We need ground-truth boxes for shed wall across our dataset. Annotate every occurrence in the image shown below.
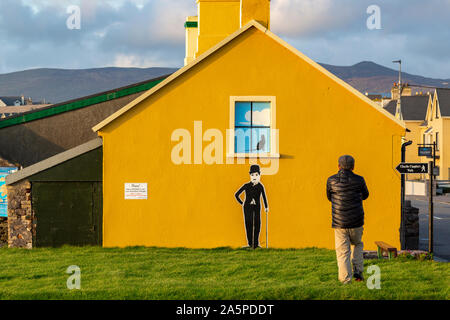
[7,147,103,248]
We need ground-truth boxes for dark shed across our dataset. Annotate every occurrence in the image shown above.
[6,139,103,248]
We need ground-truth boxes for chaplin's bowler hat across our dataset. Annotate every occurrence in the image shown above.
[249,165,261,174]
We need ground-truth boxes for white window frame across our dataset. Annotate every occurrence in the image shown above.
[227,96,279,159]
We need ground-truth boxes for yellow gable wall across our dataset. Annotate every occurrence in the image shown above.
[421,94,449,179]
[99,27,404,250]
[441,118,450,180]
[405,121,422,164]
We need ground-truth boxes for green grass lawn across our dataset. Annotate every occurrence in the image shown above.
[0,247,448,300]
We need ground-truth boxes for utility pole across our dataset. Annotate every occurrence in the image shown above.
[393,60,403,121]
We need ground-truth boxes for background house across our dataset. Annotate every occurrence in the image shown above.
[421,88,450,180]
[384,95,430,180]
[0,96,23,107]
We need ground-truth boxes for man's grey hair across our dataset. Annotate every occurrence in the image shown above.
[339,155,355,170]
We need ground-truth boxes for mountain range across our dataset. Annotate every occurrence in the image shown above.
[0,62,449,104]
[0,67,178,104]
[320,61,450,95]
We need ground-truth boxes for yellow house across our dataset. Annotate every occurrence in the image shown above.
[93,0,405,250]
[384,95,430,180]
[421,89,450,180]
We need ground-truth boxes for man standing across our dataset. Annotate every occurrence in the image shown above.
[327,155,369,284]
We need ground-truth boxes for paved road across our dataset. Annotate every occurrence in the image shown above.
[407,195,450,262]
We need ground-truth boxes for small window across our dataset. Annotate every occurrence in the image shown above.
[229,96,278,158]
[436,132,439,151]
[234,101,271,153]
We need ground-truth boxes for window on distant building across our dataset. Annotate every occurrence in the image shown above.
[436,132,439,151]
[229,96,278,157]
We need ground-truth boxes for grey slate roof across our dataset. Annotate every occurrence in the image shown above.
[384,95,429,121]
[436,88,450,117]
[0,97,22,106]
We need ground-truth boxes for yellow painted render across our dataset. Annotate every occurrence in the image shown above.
[184,16,198,66]
[442,118,450,180]
[420,93,450,180]
[241,0,270,28]
[98,26,405,250]
[196,0,241,56]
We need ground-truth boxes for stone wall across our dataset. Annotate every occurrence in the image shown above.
[7,180,33,249]
[0,218,7,247]
[403,200,419,250]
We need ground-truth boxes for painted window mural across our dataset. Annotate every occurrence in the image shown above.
[234,101,271,154]
[0,167,17,217]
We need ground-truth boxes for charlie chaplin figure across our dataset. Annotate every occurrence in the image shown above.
[235,165,269,249]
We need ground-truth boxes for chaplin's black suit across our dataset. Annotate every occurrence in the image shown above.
[235,182,269,247]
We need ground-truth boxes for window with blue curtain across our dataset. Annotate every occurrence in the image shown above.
[234,101,271,153]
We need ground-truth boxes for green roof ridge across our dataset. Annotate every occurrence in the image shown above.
[0,77,167,129]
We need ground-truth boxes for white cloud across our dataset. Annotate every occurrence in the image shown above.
[244,109,271,126]
[0,0,449,78]
[271,0,361,37]
[113,54,163,68]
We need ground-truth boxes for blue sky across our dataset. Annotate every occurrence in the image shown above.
[0,0,449,79]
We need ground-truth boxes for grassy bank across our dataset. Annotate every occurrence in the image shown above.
[0,247,448,300]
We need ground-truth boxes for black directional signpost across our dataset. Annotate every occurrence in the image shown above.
[396,163,428,174]
[396,161,436,254]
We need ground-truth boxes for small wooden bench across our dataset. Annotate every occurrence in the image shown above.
[375,241,398,259]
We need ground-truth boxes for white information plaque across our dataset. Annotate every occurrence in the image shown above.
[125,183,148,200]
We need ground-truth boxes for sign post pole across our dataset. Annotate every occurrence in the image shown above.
[400,141,412,250]
[396,162,429,250]
[428,161,434,254]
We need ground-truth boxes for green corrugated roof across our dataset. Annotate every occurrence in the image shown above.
[0,75,169,129]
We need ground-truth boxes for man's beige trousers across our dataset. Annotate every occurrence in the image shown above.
[334,227,364,284]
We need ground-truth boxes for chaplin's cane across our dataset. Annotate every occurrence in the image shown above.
[252,209,255,249]
[266,210,268,249]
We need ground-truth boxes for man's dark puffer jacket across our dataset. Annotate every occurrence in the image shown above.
[326,170,369,229]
